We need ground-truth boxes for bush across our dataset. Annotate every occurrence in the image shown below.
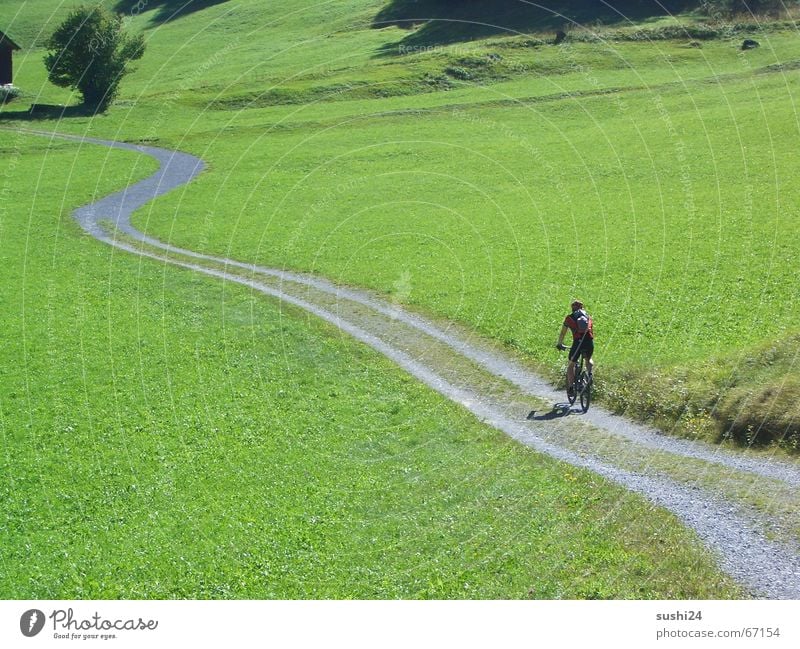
[0,84,21,104]
[44,4,144,110]
[444,65,473,80]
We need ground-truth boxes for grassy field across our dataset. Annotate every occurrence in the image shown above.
[4,0,797,448]
[0,0,797,599]
[0,134,741,598]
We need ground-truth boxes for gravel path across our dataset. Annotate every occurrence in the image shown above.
[17,128,800,598]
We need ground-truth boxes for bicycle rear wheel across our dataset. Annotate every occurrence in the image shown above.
[580,372,592,412]
[567,357,583,406]
[567,369,578,405]
[567,357,582,406]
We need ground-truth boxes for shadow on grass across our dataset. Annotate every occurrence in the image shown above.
[0,103,101,121]
[373,0,698,52]
[114,0,230,24]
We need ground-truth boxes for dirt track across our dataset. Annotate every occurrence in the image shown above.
[19,128,800,598]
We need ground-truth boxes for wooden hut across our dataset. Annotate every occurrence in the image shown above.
[0,30,21,85]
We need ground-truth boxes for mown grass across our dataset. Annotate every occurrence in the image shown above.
[0,135,741,598]
[4,1,800,450]
[0,0,95,49]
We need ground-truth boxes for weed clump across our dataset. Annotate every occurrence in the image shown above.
[444,66,473,81]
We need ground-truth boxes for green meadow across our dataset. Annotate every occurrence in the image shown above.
[0,0,797,598]
[6,0,793,448]
[0,136,739,598]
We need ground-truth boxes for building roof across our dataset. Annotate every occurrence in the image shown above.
[0,30,21,50]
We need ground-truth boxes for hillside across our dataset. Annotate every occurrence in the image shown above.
[3,1,800,449]
[2,0,800,599]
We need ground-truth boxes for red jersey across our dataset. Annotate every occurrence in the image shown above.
[564,310,594,341]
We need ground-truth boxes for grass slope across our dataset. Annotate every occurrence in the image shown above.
[4,3,800,451]
[372,0,701,47]
[0,133,739,598]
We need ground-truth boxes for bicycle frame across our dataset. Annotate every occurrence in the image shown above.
[566,353,591,412]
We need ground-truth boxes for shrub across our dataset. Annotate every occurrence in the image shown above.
[0,84,21,104]
[44,4,144,110]
[444,66,473,80]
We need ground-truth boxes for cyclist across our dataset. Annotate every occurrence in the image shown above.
[555,300,594,397]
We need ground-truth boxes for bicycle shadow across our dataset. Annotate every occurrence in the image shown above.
[527,403,586,420]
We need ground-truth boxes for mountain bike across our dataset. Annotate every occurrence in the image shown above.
[558,346,592,412]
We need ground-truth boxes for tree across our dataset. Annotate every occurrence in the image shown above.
[44,5,144,110]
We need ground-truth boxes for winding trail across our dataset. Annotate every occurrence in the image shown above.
[15,128,800,598]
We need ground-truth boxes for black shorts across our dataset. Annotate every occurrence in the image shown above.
[569,337,594,362]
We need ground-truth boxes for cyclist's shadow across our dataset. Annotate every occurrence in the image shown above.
[527,403,584,420]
